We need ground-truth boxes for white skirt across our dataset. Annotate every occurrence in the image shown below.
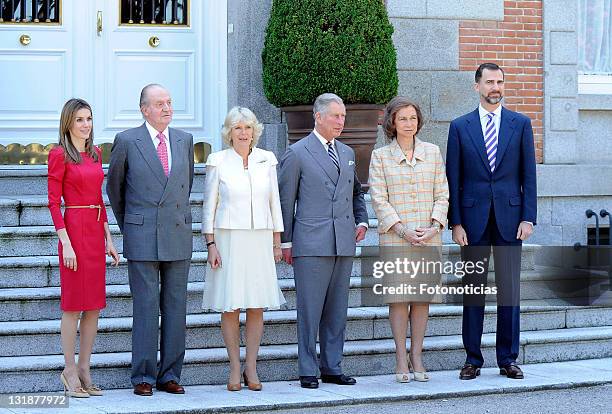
[202,228,286,312]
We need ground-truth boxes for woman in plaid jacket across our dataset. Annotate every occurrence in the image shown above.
[369,97,449,383]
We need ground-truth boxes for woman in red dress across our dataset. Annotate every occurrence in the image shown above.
[48,98,119,397]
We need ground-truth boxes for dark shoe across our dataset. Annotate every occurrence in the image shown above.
[459,364,481,380]
[133,382,153,396]
[156,380,185,394]
[299,376,319,389]
[500,363,524,379]
[320,374,357,385]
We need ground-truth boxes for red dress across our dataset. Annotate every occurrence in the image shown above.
[47,146,107,311]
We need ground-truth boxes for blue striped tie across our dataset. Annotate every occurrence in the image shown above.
[485,113,498,172]
[327,142,340,173]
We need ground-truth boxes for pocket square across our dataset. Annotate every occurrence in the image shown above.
[348,160,355,166]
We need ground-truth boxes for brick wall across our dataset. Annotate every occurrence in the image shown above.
[458,0,544,163]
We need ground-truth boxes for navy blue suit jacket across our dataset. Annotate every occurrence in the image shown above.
[446,107,537,243]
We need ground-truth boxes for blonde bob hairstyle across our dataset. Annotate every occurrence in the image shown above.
[221,107,264,147]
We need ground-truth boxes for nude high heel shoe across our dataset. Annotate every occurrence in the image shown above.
[395,372,411,383]
[408,356,430,382]
[243,371,262,391]
[227,382,241,391]
[60,373,89,398]
[227,370,241,391]
[79,377,103,396]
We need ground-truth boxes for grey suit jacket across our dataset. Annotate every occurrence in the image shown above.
[106,123,194,261]
[278,133,368,257]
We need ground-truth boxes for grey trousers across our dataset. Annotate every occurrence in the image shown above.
[293,256,353,376]
[127,259,190,386]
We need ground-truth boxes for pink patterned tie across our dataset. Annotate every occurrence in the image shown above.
[156,132,169,176]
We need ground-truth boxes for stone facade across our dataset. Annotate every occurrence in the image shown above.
[228,0,611,246]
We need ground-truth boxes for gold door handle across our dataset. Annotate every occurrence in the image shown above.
[19,34,31,46]
[149,36,160,47]
[97,11,103,36]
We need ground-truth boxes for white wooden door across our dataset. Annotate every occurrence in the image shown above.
[0,0,75,145]
[93,0,227,150]
[0,0,227,151]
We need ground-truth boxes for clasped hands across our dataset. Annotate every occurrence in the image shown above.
[392,222,438,246]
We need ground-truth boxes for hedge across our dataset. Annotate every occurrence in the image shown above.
[262,0,398,107]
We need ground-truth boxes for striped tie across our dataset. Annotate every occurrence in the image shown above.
[484,113,498,172]
[327,142,340,173]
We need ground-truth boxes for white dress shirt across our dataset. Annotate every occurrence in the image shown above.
[478,104,502,141]
[145,121,172,173]
[313,128,337,153]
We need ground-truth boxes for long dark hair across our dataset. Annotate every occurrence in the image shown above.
[58,98,98,163]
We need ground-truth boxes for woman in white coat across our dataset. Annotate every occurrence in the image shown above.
[202,107,285,392]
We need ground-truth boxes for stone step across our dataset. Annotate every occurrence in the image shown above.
[0,194,203,227]
[0,193,378,227]
[0,266,601,322]
[18,358,612,414]
[0,166,209,196]
[0,244,539,288]
[1,325,611,393]
[0,305,609,358]
[0,222,381,257]
[0,166,377,216]
[0,253,207,289]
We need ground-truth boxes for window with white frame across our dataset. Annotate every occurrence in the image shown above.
[578,0,612,93]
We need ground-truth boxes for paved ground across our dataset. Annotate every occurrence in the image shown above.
[252,384,612,414]
[2,358,611,413]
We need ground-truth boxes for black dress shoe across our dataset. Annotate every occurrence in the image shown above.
[300,376,319,389]
[320,374,357,385]
[459,364,481,380]
[500,363,524,379]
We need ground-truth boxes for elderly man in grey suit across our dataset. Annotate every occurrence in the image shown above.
[279,93,369,389]
[107,84,194,396]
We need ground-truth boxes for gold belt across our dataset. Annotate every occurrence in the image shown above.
[65,205,102,221]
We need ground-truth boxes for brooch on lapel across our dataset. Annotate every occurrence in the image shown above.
[348,160,355,166]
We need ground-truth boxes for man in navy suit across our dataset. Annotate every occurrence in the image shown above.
[446,63,537,380]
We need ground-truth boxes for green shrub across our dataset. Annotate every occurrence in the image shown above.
[262,0,398,107]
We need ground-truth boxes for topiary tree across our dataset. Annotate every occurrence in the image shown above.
[262,0,398,107]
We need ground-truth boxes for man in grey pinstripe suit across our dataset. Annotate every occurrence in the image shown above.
[278,93,369,389]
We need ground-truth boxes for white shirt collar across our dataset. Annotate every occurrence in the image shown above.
[313,129,335,148]
[478,104,502,120]
[145,121,170,143]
